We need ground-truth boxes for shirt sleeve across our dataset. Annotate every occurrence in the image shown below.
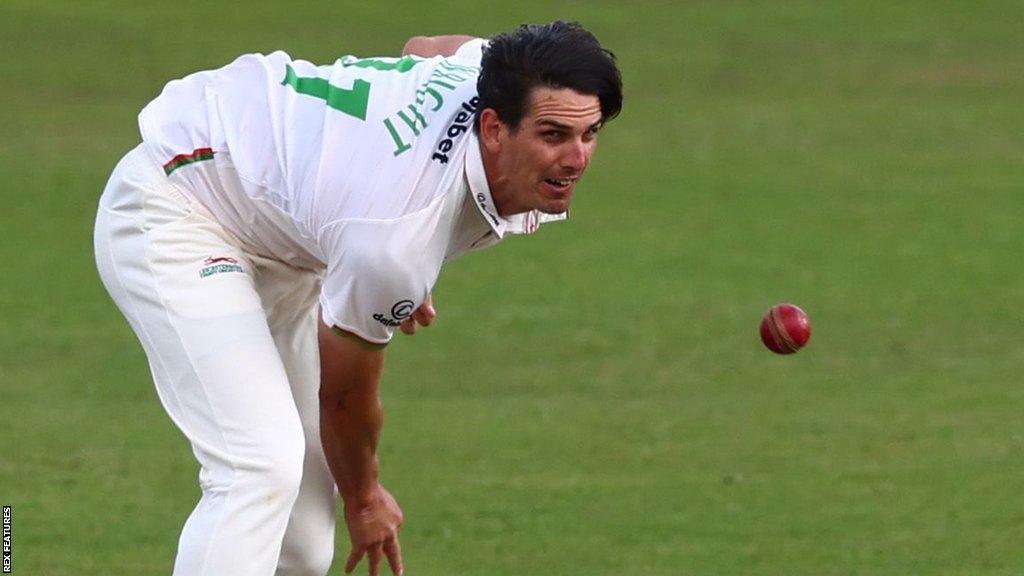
[450,38,487,66]
[317,219,433,345]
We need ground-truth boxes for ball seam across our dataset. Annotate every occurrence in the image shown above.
[770,306,799,352]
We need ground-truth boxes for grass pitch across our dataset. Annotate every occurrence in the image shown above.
[2,1,1023,574]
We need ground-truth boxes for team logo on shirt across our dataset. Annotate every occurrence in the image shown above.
[372,299,415,327]
[199,256,244,278]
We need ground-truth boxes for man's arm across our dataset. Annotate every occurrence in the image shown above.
[318,321,403,576]
[402,34,477,57]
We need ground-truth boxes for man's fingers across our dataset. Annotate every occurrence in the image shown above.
[345,547,365,574]
[384,538,404,576]
[412,306,434,327]
[368,543,383,576]
[399,318,416,335]
[401,298,436,336]
[414,294,436,327]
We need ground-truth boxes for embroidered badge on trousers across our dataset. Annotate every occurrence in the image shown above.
[200,256,244,278]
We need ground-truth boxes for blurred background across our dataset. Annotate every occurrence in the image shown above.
[1,1,1022,574]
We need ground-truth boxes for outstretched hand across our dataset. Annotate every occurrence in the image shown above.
[399,294,435,335]
[344,485,404,576]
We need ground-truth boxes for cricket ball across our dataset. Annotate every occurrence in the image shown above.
[760,303,811,354]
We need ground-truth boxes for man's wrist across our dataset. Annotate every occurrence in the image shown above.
[342,481,382,511]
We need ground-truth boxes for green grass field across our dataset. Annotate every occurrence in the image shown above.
[2,1,1023,574]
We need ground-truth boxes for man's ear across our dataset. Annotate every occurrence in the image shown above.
[478,108,505,153]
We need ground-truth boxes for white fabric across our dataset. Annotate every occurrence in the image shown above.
[137,39,565,343]
[95,145,337,576]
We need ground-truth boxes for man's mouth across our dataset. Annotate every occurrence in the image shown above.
[543,177,577,191]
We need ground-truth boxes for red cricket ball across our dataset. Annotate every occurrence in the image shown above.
[760,303,811,354]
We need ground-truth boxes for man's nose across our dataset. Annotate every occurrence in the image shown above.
[561,140,589,172]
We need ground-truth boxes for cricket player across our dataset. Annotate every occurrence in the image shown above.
[94,20,622,576]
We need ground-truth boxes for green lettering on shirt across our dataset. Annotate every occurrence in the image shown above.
[396,105,428,136]
[282,64,371,120]
[383,118,412,156]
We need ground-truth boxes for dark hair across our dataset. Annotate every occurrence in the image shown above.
[475,21,623,131]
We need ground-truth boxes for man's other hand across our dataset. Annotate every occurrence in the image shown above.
[401,35,476,58]
[343,484,404,576]
[399,294,435,335]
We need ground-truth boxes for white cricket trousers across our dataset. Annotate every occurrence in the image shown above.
[94,144,338,576]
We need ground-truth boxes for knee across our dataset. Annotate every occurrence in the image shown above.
[245,427,306,502]
[280,546,335,576]
[278,515,336,575]
[304,547,335,576]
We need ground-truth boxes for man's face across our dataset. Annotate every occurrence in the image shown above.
[486,87,604,216]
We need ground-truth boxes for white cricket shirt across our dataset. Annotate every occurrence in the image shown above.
[137,40,565,343]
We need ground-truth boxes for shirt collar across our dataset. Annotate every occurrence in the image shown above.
[464,131,508,238]
[464,132,568,238]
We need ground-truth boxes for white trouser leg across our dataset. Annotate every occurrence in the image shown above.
[253,256,340,576]
[94,145,311,576]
